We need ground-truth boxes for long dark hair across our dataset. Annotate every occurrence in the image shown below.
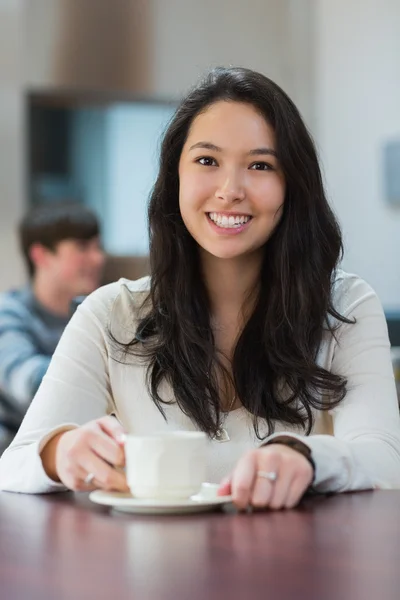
[118,67,352,439]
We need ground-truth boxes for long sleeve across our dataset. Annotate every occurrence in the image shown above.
[1,274,399,496]
[0,284,118,493]
[270,276,400,493]
[0,307,51,414]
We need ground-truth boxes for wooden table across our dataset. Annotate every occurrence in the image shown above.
[0,490,399,600]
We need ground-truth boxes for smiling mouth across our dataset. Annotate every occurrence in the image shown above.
[207,212,252,229]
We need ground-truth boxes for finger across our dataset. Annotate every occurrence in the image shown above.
[217,476,232,497]
[80,452,129,492]
[267,469,294,510]
[97,416,127,445]
[60,459,101,493]
[285,473,311,509]
[250,472,275,508]
[89,429,125,468]
[80,472,99,493]
[61,462,91,492]
[250,449,281,508]
[231,452,258,510]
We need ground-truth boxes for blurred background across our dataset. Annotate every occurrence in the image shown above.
[0,0,399,312]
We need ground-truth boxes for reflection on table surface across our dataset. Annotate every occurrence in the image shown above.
[0,490,400,600]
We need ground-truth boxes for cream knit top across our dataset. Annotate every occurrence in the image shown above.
[1,271,400,494]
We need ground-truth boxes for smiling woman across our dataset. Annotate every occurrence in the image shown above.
[0,67,399,512]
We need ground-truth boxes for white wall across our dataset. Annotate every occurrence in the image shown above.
[131,0,315,127]
[0,0,27,291]
[315,0,400,309]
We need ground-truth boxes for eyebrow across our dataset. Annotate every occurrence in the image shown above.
[188,141,277,157]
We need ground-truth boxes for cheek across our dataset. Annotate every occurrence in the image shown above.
[179,171,214,213]
[60,255,84,277]
[257,177,285,214]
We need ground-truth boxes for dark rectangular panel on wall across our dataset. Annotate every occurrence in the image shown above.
[29,104,70,175]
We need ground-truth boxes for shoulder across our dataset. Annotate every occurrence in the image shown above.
[331,269,383,318]
[77,276,151,341]
[0,287,30,318]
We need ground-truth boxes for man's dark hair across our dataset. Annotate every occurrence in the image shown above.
[19,203,100,277]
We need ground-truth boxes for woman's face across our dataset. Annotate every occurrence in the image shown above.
[178,100,285,262]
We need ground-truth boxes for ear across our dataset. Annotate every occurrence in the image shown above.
[29,243,53,270]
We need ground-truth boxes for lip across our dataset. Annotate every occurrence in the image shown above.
[206,212,253,235]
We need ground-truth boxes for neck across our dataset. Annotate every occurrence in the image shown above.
[32,273,72,318]
[201,251,263,325]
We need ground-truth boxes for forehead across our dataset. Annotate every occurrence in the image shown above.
[55,237,98,251]
[185,101,275,149]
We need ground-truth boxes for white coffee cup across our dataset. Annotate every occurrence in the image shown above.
[125,431,207,499]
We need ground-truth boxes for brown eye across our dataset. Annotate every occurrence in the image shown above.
[197,156,217,167]
[249,162,273,171]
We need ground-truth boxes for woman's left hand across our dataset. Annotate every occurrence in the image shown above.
[218,444,314,510]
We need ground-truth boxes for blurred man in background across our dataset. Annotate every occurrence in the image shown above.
[0,203,105,453]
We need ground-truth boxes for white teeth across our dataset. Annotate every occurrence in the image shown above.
[208,213,251,228]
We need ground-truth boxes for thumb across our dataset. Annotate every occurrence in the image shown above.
[217,476,232,496]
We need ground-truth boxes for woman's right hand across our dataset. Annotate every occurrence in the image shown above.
[41,416,129,492]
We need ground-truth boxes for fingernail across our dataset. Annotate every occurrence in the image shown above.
[116,433,127,445]
[220,476,231,487]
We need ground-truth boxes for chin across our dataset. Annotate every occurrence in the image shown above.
[76,280,100,296]
[204,247,248,260]
[201,239,265,262]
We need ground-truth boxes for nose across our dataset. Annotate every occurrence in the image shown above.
[215,169,245,204]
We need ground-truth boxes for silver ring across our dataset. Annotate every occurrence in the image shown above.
[84,472,95,485]
[257,470,278,482]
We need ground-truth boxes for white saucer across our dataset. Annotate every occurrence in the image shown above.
[89,487,233,515]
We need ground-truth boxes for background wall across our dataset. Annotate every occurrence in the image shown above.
[106,103,174,254]
[1,0,399,312]
[0,0,314,291]
[132,0,315,126]
[71,103,174,255]
[0,0,26,287]
[314,0,400,308]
